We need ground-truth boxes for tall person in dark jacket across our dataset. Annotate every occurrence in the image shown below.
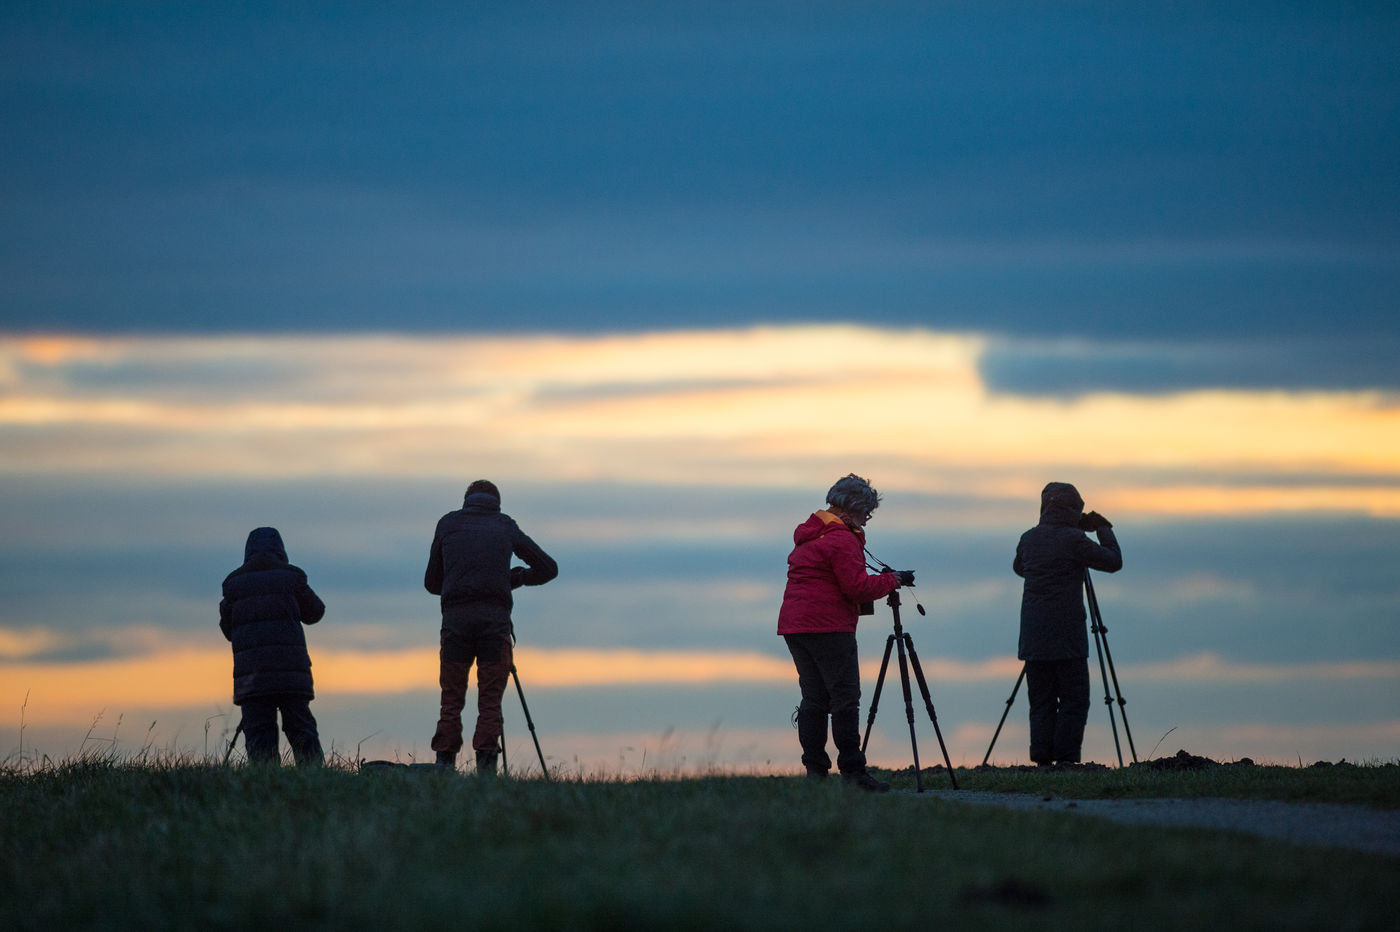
[777,474,910,792]
[1013,482,1122,766]
[219,527,326,766]
[426,480,558,773]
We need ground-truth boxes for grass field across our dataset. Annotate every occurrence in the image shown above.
[2,752,1396,931]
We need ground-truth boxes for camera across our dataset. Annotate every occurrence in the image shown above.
[1077,511,1111,532]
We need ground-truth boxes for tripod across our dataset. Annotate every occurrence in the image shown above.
[498,663,551,779]
[861,589,959,791]
[1085,569,1137,765]
[981,568,1137,766]
[222,720,243,766]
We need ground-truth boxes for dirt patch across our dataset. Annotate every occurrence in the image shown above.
[1136,748,1233,771]
[968,748,1386,775]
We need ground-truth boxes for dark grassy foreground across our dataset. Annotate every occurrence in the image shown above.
[2,757,1396,931]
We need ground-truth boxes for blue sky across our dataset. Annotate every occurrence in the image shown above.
[2,3,1398,771]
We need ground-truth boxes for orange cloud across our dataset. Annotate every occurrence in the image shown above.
[2,327,1398,517]
[8,644,1395,731]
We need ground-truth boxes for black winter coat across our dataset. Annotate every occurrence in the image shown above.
[424,491,558,636]
[219,527,325,704]
[1014,483,1122,661]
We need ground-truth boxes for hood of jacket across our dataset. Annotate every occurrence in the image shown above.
[1039,482,1084,527]
[793,509,864,546]
[243,526,288,565]
[461,491,502,514]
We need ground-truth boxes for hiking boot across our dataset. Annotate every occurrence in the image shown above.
[475,749,499,775]
[842,770,890,793]
[435,751,457,771]
[805,766,829,782]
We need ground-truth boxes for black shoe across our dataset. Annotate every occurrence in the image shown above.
[842,770,890,793]
[475,749,498,775]
[805,767,829,782]
[435,751,457,770]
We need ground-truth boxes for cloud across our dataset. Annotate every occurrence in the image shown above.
[1125,652,1400,684]
[3,327,1398,517]
[7,641,1395,730]
[980,335,1400,395]
[4,5,1398,355]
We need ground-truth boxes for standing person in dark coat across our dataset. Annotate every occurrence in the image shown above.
[425,480,558,774]
[777,474,911,792]
[219,527,326,766]
[1013,482,1122,766]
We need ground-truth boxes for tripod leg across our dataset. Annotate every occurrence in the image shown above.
[1088,601,1124,767]
[511,664,550,780]
[903,635,959,790]
[1085,573,1137,763]
[1100,638,1137,764]
[892,631,925,793]
[222,721,243,766]
[861,635,897,754]
[982,665,1025,767]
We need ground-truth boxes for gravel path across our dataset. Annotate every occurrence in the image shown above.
[916,789,1400,858]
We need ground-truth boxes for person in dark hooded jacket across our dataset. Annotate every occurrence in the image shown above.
[1013,482,1122,766]
[219,527,326,766]
[777,474,910,792]
[425,480,558,773]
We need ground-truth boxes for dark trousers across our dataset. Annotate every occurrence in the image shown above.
[240,696,323,766]
[431,626,513,756]
[784,632,866,775]
[1025,658,1091,764]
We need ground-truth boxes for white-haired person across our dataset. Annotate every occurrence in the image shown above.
[777,474,912,791]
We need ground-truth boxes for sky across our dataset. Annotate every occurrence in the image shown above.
[2,2,1398,773]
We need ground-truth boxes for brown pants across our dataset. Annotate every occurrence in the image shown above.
[431,630,513,755]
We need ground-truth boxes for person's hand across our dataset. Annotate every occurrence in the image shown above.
[1078,511,1112,531]
[897,570,916,587]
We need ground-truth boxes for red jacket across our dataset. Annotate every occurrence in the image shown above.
[777,511,900,634]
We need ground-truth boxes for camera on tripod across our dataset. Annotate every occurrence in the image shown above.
[860,551,956,791]
[860,568,913,616]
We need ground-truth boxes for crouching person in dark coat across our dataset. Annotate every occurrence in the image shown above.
[425,480,558,774]
[1013,482,1122,766]
[220,526,326,766]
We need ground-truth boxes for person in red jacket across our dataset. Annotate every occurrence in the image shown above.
[777,474,911,791]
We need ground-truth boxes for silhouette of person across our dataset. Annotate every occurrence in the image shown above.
[1013,482,1122,766]
[777,474,911,792]
[425,480,558,773]
[219,526,326,766]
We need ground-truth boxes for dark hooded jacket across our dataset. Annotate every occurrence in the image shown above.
[777,510,900,635]
[424,490,558,636]
[1014,482,1122,660]
[219,527,325,704]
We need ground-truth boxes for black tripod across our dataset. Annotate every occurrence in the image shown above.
[982,568,1137,766]
[222,720,243,765]
[1085,569,1137,765]
[498,663,551,779]
[861,588,959,791]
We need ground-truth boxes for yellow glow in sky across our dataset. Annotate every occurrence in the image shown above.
[2,326,1398,516]
[8,643,1396,729]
